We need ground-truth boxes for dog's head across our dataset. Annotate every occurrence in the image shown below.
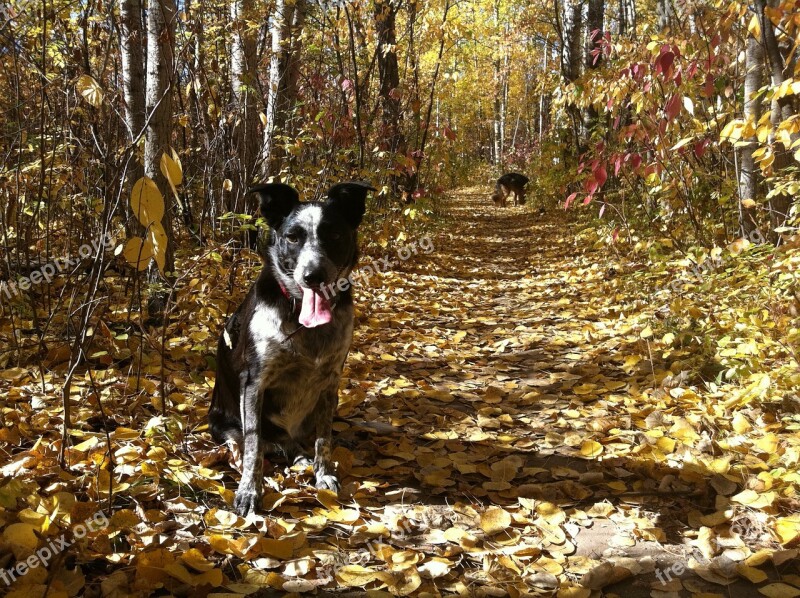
[250,181,375,327]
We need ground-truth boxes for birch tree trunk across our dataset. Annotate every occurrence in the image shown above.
[584,0,603,133]
[755,0,796,236]
[657,0,673,32]
[262,0,307,178]
[618,0,635,36]
[738,34,764,238]
[558,0,584,152]
[230,0,260,206]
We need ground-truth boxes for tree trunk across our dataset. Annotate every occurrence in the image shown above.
[755,0,795,237]
[230,0,260,197]
[738,34,764,239]
[262,0,307,178]
[144,0,177,316]
[120,0,145,166]
[618,0,635,36]
[558,0,584,152]
[374,0,409,197]
[119,0,145,232]
[657,0,673,32]
[538,38,550,147]
[584,0,604,134]
[407,0,451,198]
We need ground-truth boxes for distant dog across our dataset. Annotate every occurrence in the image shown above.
[209,181,375,515]
[491,172,529,207]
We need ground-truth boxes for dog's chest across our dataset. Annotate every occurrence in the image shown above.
[249,304,352,436]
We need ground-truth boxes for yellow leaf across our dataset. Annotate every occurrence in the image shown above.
[748,14,761,38]
[756,433,779,453]
[160,150,183,195]
[136,548,175,585]
[131,177,165,227]
[419,558,452,579]
[122,237,154,270]
[737,564,768,583]
[640,326,653,339]
[720,119,745,142]
[180,548,217,572]
[3,523,39,559]
[258,537,294,559]
[76,74,104,107]
[741,198,757,208]
[732,412,752,434]
[776,516,800,545]
[732,489,776,508]
[728,238,751,256]
[759,583,800,598]
[336,564,378,587]
[480,507,511,535]
[148,221,169,273]
[558,587,592,598]
[580,440,603,458]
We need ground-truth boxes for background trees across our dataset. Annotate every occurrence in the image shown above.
[1,0,800,340]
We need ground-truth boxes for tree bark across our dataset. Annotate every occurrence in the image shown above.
[120,0,145,172]
[407,0,451,199]
[374,0,409,196]
[538,38,550,147]
[738,34,764,239]
[144,0,177,315]
[618,0,635,36]
[755,0,795,236]
[230,0,260,196]
[558,0,584,152]
[119,0,146,234]
[657,0,673,32]
[584,0,604,133]
[262,0,307,178]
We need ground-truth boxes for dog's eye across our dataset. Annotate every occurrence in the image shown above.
[285,233,300,244]
[329,232,341,240]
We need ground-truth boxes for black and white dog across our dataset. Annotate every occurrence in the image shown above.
[209,181,375,516]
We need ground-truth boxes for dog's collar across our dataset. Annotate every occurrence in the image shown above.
[278,282,293,302]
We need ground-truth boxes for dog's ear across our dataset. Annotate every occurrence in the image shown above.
[326,181,375,228]
[250,183,300,229]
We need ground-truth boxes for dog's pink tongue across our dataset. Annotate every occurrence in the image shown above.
[299,288,332,327]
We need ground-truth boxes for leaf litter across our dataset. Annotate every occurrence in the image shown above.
[0,189,798,597]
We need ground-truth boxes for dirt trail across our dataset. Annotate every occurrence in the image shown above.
[337,188,775,596]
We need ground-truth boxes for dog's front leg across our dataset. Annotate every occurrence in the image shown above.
[312,388,340,492]
[234,369,263,516]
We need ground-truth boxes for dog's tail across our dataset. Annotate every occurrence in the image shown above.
[209,383,243,445]
[209,316,244,445]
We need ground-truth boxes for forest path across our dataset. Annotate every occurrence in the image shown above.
[337,187,774,596]
[0,189,788,597]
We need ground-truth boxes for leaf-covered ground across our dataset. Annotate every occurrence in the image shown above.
[1,189,799,597]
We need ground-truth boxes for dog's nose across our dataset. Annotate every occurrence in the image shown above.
[302,269,327,287]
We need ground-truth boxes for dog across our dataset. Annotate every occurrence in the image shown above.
[209,181,375,516]
[491,172,529,207]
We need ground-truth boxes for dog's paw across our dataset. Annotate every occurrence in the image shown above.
[292,455,313,468]
[315,473,340,493]
[233,487,261,516]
